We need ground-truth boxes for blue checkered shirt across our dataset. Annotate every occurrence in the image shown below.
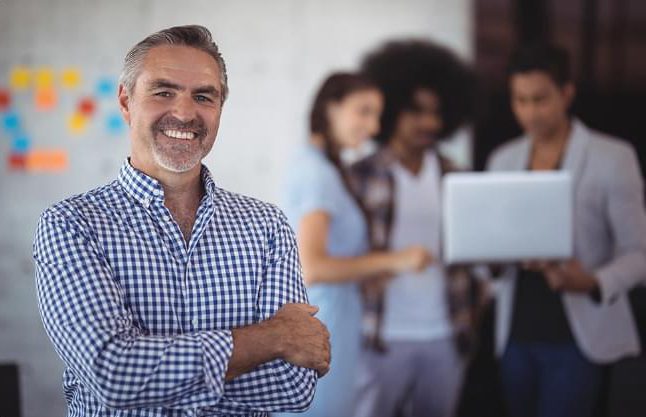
[34,160,316,417]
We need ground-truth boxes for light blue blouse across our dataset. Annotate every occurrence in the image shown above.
[278,144,368,417]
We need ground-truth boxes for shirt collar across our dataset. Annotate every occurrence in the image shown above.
[118,159,217,208]
[391,148,438,177]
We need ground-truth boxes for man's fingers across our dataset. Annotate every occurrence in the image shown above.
[545,270,563,290]
[316,359,331,377]
[281,303,319,316]
[303,304,319,315]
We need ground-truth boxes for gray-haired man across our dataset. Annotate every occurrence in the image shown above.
[34,25,329,417]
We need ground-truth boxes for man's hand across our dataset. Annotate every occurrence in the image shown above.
[226,303,331,381]
[523,259,598,293]
[270,303,331,376]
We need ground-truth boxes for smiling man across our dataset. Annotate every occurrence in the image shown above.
[33,25,329,417]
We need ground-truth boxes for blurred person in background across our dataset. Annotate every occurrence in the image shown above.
[352,40,482,417]
[278,72,432,417]
[487,43,646,417]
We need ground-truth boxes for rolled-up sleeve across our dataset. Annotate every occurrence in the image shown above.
[220,207,317,412]
[34,208,234,410]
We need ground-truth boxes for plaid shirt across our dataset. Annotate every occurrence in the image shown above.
[350,148,482,356]
[33,160,316,417]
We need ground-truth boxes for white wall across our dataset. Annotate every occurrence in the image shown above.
[0,1,473,415]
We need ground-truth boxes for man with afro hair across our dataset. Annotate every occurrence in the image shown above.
[350,39,481,417]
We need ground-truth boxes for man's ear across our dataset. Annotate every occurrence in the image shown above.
[118,84,132,126]
[562,82,576,109]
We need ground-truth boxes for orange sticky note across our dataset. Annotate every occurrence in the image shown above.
[25,150,69,172]
[35,68,55,89]
[9,67,31,90]
[67,112,88,134]
[61,68,81,89]
[35,87,57,110]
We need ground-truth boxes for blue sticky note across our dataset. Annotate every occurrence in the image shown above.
[96,77,116,98]
[106,112,126,135]
[2,112,21,133]
[11,135,31,154]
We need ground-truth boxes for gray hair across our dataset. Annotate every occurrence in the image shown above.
[119,25,228,103]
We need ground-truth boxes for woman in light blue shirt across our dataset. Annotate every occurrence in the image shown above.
[278,73,432,417]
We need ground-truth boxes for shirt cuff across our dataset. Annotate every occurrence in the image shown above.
[594,266,618,305]
[199,331,234,397]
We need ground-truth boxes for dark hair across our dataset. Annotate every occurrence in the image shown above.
[121,25,228,103]
[309,72,378,164]
[360,39,476,144]
[309,72,377,218]
[507,43,572,87]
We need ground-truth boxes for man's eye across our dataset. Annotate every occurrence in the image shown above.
[155,91,172,97]
[195,95,212,103]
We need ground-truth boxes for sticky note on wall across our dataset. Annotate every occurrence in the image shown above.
[8,153,27,170]
[96,77,116,98]
[11,135,31,154]
[2,111,21,133]
[61,68,81,89]
[67,112,87,134]
[35,67,54,89]
[78,97,96,116]
[9,67,31,90]
[35,87,57,110]
[106,112,126,135]
[0,89,11,111]
[25,150,69,172]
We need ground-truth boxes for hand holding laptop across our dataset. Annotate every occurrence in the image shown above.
[523,259,598,292]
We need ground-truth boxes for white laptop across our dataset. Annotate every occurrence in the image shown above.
[442,171,573,264]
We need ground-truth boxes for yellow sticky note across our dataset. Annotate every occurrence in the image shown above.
[35,67,55,89]
[61,68,81,89]
[67,112,88,134]
[35,87,57,110]
[10,66,31,90]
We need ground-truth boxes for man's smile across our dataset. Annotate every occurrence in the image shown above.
[161,129,197,140]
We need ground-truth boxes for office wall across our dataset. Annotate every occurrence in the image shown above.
[0,1,473,415]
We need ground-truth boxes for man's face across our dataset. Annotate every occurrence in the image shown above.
[390,88,442,153]
[510,70,574,139]
[119,45,223,176]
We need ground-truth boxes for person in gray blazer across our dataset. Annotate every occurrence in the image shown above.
[487,44,646,417]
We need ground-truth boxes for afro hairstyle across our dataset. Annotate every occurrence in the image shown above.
[360,39,476,144]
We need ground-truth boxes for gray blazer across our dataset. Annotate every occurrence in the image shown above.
[487,119,646,363]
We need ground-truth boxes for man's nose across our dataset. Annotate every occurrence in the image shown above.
[171,93,197,122]
[420,113,442,133]
[520,104,539,121]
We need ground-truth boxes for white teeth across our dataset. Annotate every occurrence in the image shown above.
[163,130,195,140]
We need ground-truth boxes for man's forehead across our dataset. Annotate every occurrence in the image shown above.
[510,71,558,90]
[138,45,221,86]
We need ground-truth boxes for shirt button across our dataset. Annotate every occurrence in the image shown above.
[163,215,171,222]
[192,318,198,327]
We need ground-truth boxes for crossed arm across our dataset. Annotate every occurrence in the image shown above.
[34,209,329,411]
